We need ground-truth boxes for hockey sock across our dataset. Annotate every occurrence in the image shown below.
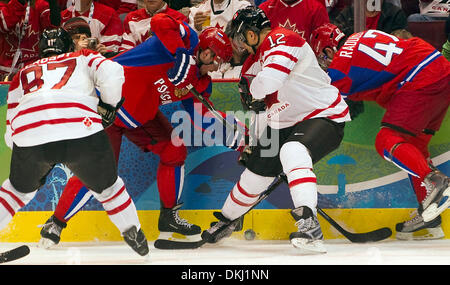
[409,174,428,203]
[0,179,37,229]
[91,177,140,234]
[54,176,93,222]
[157,164,185,209]
[221,169,275,220]
[280,142,318,214]
[375,128,431,179]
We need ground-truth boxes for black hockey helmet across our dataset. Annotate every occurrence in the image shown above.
[227,7,271,53]
[39,27,75,58]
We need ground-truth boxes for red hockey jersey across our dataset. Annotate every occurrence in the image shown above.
[328,30,450,108]
[0,0,55,78]
[259,0,330,43]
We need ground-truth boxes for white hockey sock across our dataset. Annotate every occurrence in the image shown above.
[280,141,318,214]
[222,169,275,220]
[0,179,37,229]
[91,177,141,234]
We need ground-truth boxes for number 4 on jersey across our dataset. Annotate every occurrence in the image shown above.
[358,30,403,66]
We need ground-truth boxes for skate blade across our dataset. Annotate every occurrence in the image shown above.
[38,238,57,249]
[422,187,450,222]
[396,227,445,241]
[157,232,202,242]
[290,238,327,254]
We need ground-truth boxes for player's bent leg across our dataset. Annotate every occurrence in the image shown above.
[202,169,275,244]
[91,176,149,256]
[152,139,202,243]
[280,141,326,254]
[375,127,450,222]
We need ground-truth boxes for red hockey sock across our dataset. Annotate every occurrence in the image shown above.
[375,127,431,180]
[157,163,184,209]
[54,176,85,222]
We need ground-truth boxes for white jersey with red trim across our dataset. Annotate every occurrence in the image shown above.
[247,27,350,129]
[5,49,124,147]
[189,0,251,33]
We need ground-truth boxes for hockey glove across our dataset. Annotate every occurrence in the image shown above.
[97,97,125,128]
[345,99,364,120]
[239,74,266,113]
[167,48,199,89]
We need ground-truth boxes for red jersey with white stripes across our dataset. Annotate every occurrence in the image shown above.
[120,5,187,51]
[5,49,124,147]
[247,26,350,129]
[259,0,330,43]
[61,2,123,52]
[328,30,450,107]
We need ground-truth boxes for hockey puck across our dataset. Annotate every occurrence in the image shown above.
[244,229,256,241]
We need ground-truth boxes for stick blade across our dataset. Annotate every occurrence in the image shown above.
[0,245,30,264]
[154,239,206,250]
[345,227,393,243]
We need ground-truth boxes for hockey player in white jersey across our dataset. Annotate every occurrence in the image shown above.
[2,28,149,256]
[201,7,351,253]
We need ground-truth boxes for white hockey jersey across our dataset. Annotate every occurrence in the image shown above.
[189,0,251,33]
[5,49,124,147]
[246,27,350,129]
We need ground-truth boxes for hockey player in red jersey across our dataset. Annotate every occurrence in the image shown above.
[310,23,450,240]
[38,13,239,249]
[3,28,149,256]
[202,7,350,254]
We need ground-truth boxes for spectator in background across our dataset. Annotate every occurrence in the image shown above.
[120,0,187,51]
[164,0,191,10]
[189,0,252,34]
[260,0,330,44]
[62,16,119,57]
[189,0,252,79]
[333,0,409,38]
[0,0,60,81]
[97,0,137,17]
[443,15,450,60]
[407,0,449,22]
[61,0,123,53]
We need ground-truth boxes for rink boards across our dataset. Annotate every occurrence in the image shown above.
[0,81,449,242]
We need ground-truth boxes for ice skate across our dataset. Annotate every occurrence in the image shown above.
[289,206,326,254]
[396,206,444,240]
[123,226,149,256]
[156,204,202,243]
[420,170,450,222]
[38,215,67,249]
[201,212,241,243]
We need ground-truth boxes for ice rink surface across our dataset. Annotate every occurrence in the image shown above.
[2,238,450,265]
[2,238,448,283]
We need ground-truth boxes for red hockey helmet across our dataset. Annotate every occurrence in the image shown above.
[198,27,233,64]
[310,23,346,56]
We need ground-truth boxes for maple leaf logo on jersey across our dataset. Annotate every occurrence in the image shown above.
[83,117,93,128]
[214,22,224,31]
[279,19,305,39]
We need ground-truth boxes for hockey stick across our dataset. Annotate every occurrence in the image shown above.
[0,245,30,263]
